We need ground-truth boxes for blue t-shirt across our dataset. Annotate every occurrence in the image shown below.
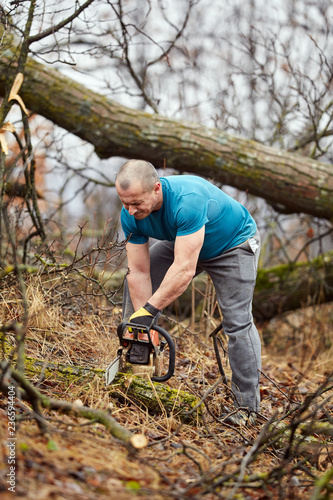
[120,175,256,260]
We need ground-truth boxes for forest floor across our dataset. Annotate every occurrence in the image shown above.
[0,278,332,500]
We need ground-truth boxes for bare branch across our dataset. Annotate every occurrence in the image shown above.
[27,0,97,46]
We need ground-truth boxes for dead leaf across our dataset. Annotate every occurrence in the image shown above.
[318,445,333,471]
[8,72,29,115]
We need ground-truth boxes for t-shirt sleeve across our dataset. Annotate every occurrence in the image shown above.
[175,195,208,236]
[120,209,148,244]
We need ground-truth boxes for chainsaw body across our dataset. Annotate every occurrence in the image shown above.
[105,322,176,385]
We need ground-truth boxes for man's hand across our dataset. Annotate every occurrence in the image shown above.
[129,302,160,332]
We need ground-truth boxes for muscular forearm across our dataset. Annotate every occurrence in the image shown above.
[148,262,195,310]
[126,228,204,314]
[127,270,152,311]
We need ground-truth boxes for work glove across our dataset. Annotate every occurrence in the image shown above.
[128,302,160,333]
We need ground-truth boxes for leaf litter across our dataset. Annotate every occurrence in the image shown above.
[0,277,332,500]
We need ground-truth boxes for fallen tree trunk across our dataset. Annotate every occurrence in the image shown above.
[253,251,333,320]
[5,250,332,321]
[172,251,333,321]
[0,47,332,219]
[23,353,201,422]
[0,361,139,449]
[1,328,200,421]
[169,251,333,321]
[78,251,333,321]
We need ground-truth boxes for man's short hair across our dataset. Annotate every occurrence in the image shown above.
[116,159,160,192]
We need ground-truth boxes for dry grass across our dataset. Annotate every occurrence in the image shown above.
[0,273,332,499]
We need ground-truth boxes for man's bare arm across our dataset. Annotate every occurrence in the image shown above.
[126,241,152,311]
[149,226,205,310]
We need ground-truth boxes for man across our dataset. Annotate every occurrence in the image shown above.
[115,159,261,425]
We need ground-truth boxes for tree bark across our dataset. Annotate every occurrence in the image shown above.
[0,52,332,219]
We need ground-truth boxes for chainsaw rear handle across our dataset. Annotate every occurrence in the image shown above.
[151,325,176,382]
[117,322,176,382]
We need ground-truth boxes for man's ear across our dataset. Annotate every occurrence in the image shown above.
[154,182,161,194]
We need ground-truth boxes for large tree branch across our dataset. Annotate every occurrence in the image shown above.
[0,53,332,219]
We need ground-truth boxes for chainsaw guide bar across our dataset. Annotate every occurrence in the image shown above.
[105,322,176,386]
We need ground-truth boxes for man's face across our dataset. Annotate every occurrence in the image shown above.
[116,181,162,220]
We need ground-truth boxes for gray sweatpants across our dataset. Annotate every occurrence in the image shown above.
[123,230,261,412]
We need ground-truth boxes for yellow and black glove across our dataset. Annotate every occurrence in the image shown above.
[129,302,160,332]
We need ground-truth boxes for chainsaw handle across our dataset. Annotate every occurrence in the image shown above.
[117,322,176,382]
[117,322,127,344]
[150,325,176,383]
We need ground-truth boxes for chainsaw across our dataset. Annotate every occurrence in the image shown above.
[105,321,176,385]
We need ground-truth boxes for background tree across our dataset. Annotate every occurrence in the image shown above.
[0,0,332,308]
[0,4,333,497]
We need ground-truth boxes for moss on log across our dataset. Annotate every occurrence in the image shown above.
[253,251,333,320]
[175,251,333,321]
[14,350,201,422]
[264,420,333,474]
[1,361,137,448]
[110,372,200,420]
